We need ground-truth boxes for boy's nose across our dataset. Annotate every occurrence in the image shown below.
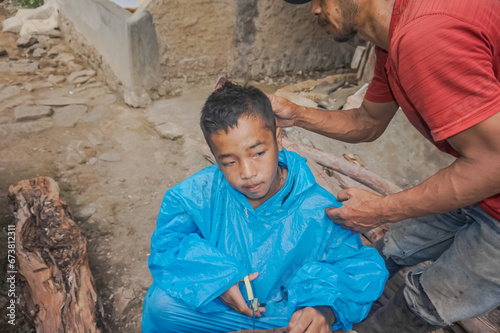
[240,160,257,179]
[311,0,322,16]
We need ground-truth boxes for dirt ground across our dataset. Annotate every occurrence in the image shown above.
[0,4,458,333]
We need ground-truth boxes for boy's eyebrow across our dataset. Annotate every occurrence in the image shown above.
[217,141,264,159]
[248,141,263,150]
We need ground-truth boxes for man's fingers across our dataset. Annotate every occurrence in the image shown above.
[288,309,311,333]
[287,310,302,331]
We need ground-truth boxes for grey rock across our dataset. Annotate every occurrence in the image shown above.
[0,116,11,124]
[73,87,107,99]
[79,206,96,218]
[32,48,47,58]
[16,35,38,48]
[47,74,65,84]
[81,105,108,122]
[123,89,151,108]
[122,288,135,300]
[27,42,47,54]
[0,62,10,72]
[24,81,52,92]
[26,4,57,20]
[87,133,103,146]
[65,61,83,72]
[10,62,39,72]
[53,52,74,63]
[99,152,121,162]
[37,97,89,106]
[14,105,52,122]
[0,120,53,136]
[45,29,62,38]
[156,122,184,141]
[0,95,35,110]
[20,16,58,36]
[73,82,102,94]
[89,94,117,106]
[47,44,67,58]
[67,70,95,84]
[53,105,88,127]
[2,16,23,33]
[0,46,7,58]
[0,86,22,100]
[38,58,58,68]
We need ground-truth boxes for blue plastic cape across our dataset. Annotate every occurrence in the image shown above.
[147,148,388,331]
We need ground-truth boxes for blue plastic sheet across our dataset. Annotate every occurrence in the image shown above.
[144,149,388,332]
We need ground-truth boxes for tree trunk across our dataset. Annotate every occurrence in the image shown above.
[8,176,108,333]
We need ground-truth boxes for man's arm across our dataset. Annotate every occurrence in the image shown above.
[269,94,399,143]
[327,111,500,232]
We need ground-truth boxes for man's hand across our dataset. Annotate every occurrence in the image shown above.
[219,272,266,318]
[326,187,389,233]
[288,306,335,333]
[268,94,301,128]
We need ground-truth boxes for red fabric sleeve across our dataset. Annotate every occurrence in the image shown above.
[365,47,396,104]
[393,15,500,141]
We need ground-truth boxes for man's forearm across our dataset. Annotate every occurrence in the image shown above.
[295,105,379,143]
[380,156,500,222]
[294,100,398,144]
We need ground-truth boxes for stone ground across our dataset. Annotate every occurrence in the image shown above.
[0,4,456,333]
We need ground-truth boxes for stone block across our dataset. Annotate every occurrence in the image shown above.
[14,105,53,122]
[16,34,38,48]
[2,16,23,33]
[53,105,88,127]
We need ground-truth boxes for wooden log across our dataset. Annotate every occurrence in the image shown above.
[283,139,402,196]
[8,176,107,333]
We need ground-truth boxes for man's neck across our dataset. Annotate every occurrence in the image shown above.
[356,0,396,50]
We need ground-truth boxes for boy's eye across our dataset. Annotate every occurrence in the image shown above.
[256,151,265,157]
[222,161,235,167]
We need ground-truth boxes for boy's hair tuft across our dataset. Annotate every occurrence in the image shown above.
[200,81,276,143]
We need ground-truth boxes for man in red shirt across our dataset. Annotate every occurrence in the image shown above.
[272,0,500,332]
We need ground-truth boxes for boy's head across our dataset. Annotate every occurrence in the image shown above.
[200,81,284,209]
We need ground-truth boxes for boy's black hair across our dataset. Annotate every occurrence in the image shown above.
[200,81,277,145]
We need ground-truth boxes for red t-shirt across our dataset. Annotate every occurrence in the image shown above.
[365,0,500,220]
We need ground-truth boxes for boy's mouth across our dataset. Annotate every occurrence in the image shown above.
[244,182,264,193]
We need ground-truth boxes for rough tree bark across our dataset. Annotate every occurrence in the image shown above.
[8,176,107,333]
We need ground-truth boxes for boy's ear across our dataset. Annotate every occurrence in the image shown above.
[276,127,283,152]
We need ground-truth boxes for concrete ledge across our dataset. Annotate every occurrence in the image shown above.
[55,0,160,106]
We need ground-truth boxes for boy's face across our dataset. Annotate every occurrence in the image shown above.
[209,115,283,209]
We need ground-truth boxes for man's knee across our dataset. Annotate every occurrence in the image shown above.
[373,237,405,278]
[404,268,449,327]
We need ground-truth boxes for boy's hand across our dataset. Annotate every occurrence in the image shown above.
[219,272,266,318]
[287,306,335,333]
[268,94,300,128]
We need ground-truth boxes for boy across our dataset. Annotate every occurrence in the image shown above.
[142,82,388,332]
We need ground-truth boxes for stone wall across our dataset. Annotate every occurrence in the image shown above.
[56,0,355,101]
[145,0,356,94]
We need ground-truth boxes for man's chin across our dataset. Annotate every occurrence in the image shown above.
[333,30,357,43]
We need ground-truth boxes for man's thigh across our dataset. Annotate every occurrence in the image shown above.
[420,205,500,323]
[382,207,469,266]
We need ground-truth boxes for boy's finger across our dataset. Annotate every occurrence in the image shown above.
[248,272,259,281]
